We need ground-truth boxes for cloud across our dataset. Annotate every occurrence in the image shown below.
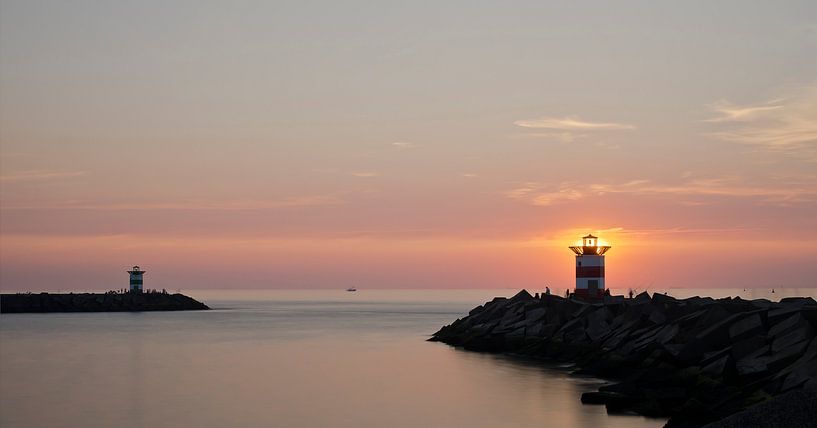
[351,171,379,178]
[706,87,817,155]
[589,177,813,200]
[460,173,478,178]
[0,170,88,182]
[505,182,584,206]
[705,99,784,122]
[561,226,751,237]
[513,116,636,131]
[554,226,756,243]
[391,142,417,149]
[506,176,817,207]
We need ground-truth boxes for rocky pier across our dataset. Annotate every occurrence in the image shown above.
[430,290,817,428]
[0,292,210,313]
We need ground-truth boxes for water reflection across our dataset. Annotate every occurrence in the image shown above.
[443,347,660,428]
[127,313,145,428]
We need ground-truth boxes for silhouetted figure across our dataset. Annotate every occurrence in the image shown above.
[628,288,634,299]
[545,287,551,295]
[565,289,570,298]
[604,288,611,296]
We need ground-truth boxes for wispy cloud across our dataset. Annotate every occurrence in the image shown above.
[391,142,417,149]
[514,116,636,131]
[0,170,88,182]
[705,99,784,122]
[560,226,753,238]
[505,182,584,206]
[706,87,817,156]
[506,176,817,207]
[589,177,812,200]
[350,171,379,178]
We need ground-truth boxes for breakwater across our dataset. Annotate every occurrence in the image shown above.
[1,292,209,313]
[430,290,817,427]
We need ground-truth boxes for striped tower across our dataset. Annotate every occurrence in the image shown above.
[127,265,145,293]
[569,234,611,299]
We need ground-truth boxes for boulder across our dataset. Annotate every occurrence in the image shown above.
[581,390,637,407]
[701,354,731,378]
[736,358,768,377]
[652,293,677,305]
[697,313,745,348]
[648,309,668,325]
[749,299,774,309]
[779,362,817,392]
[771,327,813,354]
[728,313,764,342]
[766,339,810,372]
[586,322,612,342]
[731,336,767,361]
[768,306,803,323]
[780,297,817,307]
[768,313,811,338]
[634,291,651,302]
[509,289,534,303]
[524,307,547,322]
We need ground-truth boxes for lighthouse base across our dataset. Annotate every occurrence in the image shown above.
[573,288,605,300]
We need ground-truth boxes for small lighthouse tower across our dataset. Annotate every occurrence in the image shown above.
[569,234,611,299]
[127,265,145,293]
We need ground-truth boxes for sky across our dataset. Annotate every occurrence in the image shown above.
[1,0,816,291]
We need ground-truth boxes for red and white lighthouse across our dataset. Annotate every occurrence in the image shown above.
[569,234,611,299]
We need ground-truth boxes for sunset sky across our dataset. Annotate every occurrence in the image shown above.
[1,1,816,291]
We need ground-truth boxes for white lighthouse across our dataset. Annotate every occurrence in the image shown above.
[127,265,145,293]
[569,234,611,299]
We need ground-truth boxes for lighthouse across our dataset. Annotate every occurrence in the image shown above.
[569,234,611,299]
[127,265,145,293]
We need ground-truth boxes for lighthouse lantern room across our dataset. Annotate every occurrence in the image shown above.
[568,234,611,299]
[127,265,146,293]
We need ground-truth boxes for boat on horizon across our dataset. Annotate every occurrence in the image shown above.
[346,287,357,292]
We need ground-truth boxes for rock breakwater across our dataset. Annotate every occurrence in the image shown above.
[1,292,210,313]
[430,290,817,427]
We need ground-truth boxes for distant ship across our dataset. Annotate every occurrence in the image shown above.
[346,287,357,292]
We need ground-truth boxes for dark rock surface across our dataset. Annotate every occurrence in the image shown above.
[1,292,210,313]
[430,290,817,428]
[701,388,817,428]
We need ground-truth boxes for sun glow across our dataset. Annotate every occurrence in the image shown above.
[573,239,610,247]
[568,233,613,255]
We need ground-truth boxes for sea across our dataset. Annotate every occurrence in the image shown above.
[1,288,815,428]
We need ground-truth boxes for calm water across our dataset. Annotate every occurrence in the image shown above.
[3,288,813,428]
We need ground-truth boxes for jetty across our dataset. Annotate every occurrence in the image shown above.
[431,290,817,427]
[1,291,209,313]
